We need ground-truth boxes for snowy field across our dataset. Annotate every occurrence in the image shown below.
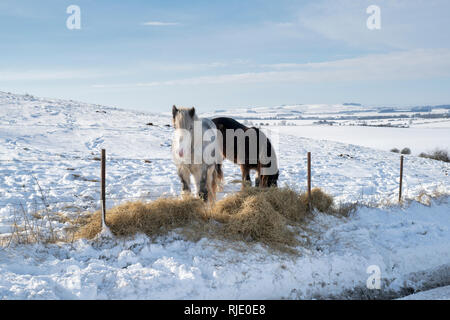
[274,125,450,156]
[0,92,449,299]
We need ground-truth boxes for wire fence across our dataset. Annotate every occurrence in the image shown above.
[0,150,410,217]
[0,157,170,162]
[0,151,246,215]
[0,155,164,208]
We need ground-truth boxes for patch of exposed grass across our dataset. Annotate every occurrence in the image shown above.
[401,147,411,155]
[411,188,449,206]
[1,205,65,246]
[419,149,450,163]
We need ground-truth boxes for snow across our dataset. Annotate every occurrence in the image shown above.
[0,199,449,299]
[400,285,450,300]
[0,91,449,299]
[274,125,450,156]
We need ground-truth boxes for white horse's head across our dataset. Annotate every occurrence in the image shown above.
[172,105,198,163]
[172,105,197,131]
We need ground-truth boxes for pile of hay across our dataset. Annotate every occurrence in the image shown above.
[75,187,346,251]
[76,196,207,240]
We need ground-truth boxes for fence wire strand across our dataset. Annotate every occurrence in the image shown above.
[0,154,178,211]
[0,153,411,215]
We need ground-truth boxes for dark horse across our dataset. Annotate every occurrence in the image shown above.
[212,117,279,188]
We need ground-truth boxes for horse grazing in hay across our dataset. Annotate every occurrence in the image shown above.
[172,105,223,202]
[212,117,279,188]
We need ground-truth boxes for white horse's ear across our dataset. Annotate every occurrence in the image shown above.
[189,107,195,118]
[172,105,178,118]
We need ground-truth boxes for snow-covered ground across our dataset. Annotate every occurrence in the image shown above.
[0,199,449,299]
[0,92,449,299]
[400,285,450,300]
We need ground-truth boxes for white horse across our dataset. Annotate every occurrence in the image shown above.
[172,105,223,202]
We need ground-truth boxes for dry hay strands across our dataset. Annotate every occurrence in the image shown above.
[213,187,309,220]
[75,187,352,252]
[299,187,334,213]
[76,196,207,240]
[220,194,299,250]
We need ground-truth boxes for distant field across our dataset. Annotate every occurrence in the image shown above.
[271,123,450,155]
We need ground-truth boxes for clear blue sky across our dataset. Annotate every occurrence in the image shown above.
[1,0,450,112]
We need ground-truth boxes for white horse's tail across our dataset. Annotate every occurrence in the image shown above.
[215,163,224,191]
[209,164,224,202]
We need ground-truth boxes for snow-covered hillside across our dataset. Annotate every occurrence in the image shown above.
[0,92,449,299]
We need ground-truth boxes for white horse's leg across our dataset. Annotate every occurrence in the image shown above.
[206,165,217,202]
[199,166,209,201]
[191,165,201,198]
[192,165,209,201]
[255,170,260,187]
[177,165,191,196]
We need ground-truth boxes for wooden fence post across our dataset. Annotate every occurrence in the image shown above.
[101,149,107,228]
[307,152,312,212]
[399,155,404,203]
